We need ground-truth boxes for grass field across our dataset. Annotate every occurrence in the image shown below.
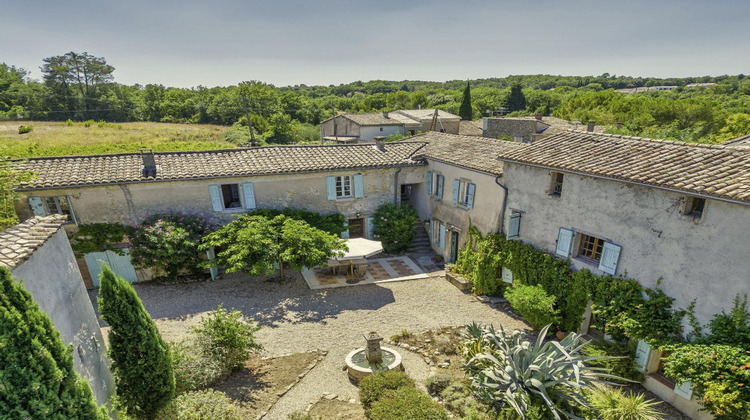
[0,121,235,159]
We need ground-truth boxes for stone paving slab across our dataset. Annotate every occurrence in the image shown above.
[301,256,428,290]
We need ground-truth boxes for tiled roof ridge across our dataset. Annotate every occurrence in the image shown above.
[0,215,67,269]
[559,129,744,152]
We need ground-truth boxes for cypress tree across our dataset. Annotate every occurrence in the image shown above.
[458,81,473,120]
[506,83,527,112]
[0,267,106,419]
[98,264,174,418]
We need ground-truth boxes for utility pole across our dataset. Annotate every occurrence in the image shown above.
[240,95,257,146]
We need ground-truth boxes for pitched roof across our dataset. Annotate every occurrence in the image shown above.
[0,215,67,269]
[724,134,750,148]
[15,143,427,190]
[340,113,404,126]
[458,120,484,137]
[394,109,460,122]
[409,132,526,175]
[498,131,750,204]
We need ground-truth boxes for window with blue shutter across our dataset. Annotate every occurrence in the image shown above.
[366,217,375,239]
[209,185,223,211]
[453,179,460,204]
[354,174,364,198]
[598,242,622,275]
[508,213,521,239]
[633,340,651,373]
[28,197,46,217]
[241,182,256,209]
[439,224,446,249]
[556,228,574,257]
[326,176,337,200]
[466,183,476,209]
[436,175,444,199]
[674,381,694,400]
[426,171,433,195]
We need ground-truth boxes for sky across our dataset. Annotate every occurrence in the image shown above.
[3,0,749,88]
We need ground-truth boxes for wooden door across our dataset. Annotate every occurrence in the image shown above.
[348,218,364,238]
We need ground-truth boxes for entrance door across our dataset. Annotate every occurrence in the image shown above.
[450,231,459,263]
[348,218,364,238]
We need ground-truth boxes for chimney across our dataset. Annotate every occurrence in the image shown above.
[374,136,386,151]
[587,121,595,132]
[534,113,543,120]
[140,148,157,178]
[382,111,389,119]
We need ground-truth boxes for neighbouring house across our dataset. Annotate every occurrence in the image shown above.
[482,116,550,141]
[320,112,406,143]
[0,215,114,407]
[388,109,461,135]
[458,120,484,137]
[497,130,750,419]
[406,132,524,262]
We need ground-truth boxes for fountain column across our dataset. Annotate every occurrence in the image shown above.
[364,332,383,364]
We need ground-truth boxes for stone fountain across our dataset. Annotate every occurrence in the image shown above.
[345,331,403,383]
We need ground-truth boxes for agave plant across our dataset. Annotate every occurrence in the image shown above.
[465,324,628,419]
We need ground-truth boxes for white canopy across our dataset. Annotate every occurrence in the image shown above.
[336,238,384,260]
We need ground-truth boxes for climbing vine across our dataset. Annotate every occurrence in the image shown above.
[69,223,134,257]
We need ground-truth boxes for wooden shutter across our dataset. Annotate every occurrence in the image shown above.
[555,228,574,257]
[436,175,444,199]
[209,185,223,211]
[466,183,476,209]
[326,176,337,200]
[242,182,256,209]
[674,381,694,400]
[65,196,78,225]
[439,224,446,249]
[508,214,521,239]
[633,340,651,373]
[426,171,433,195]
[366,217,375,239]
[341,219,349,239]
[206,247,219,280]
[354,174,364,198]
[598,242,622,275]
[28,196,46,217]
[453,179,460,204]
[501,267,513,284]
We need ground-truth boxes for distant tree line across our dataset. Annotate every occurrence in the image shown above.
[1,52,749,143]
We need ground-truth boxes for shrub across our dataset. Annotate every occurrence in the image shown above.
[440,380,486,417]
[18,125,32,134]
[156,390,240,420]
[193,305,262,374]
[83,119,95,127]
[65,119,74,126]
[589,387,663,420]
[171,339,224,393]
[368,387,448,420]
[504,284,560,330]
[359,370,415,412]
[583,339,643,382]
[372,203,418,253]
[425,373,453,394]
[130,213,216,278]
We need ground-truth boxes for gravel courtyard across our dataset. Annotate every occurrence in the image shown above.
[91,271,530,419]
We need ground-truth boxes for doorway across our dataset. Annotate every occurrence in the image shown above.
[348,218,364,238]
[450,231,459,263]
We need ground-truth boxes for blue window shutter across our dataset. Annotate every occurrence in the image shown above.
[439,224,446,249]
[326,176,337,200]
[426,171,433,195]
[366,217,375,239]
[354,174,364,198]
[242,182,256,209]
[556,228,574,257]
[28,197,46,217]
[341,219,349,239]
[453,179,460,204]
[429,220,434,243]
[501,267,513,284]
[674,381,694,400]
[436,175,444,199]
[633,340,651,373]
[508,214,521,239]
[209,185,223,211]
[206,247,219,280]
[467,183,476,209]
[598,242,621,275]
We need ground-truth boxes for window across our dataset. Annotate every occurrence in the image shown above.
[221,184,241,208]
[430,219,446,249]
[578,233,604,262]
[555,228,621,275]
[683,196,705,219]
[548,172,564,196]
[209,182,255,211]
[507,213,521,239]
[336,175,352,198]
[425,171,444,198]
[452,179,476,209]
[28,196,76,223]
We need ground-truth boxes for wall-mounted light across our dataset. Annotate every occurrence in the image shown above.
[356,212,361,219]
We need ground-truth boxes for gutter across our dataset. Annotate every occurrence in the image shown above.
[499,159,750,208]
[394,167,402,203]
[495,175,509,234]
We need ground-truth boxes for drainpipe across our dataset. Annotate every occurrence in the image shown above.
[495,175,508,234]
[393,168,403,204]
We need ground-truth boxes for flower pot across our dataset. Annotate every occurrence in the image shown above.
[555,331,569,341]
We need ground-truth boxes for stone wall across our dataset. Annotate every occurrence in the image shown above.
[482,118,539,140]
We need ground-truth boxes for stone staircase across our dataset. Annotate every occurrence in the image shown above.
[407,222,432,254]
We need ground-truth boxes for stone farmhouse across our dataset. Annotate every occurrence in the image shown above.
[320,109,460,143]
[10,129,750,418]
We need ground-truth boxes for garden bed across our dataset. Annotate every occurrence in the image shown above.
[445,271,472,291]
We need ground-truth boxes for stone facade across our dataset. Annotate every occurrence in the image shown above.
[482,117,546,140]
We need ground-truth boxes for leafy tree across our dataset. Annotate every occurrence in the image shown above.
[0,267,106,419]
[265,112,296,144]
[505,82,526,112]
[200,214,345,280]
[0,159,30,229]
[372,203,418,253]
[458,81,473,120]
[98,264,174,418]
[717,113,750,142]
[41,52,115,119]
[192,305,262,373]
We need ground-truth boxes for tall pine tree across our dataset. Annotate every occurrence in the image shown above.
[98,264,174,418]
[505,82,527,112]
[458,81,473,120]
[0,268,106,419]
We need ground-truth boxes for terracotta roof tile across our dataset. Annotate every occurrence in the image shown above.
[0,215,67,269]
[498,131,750,203]
[409,132,526,175]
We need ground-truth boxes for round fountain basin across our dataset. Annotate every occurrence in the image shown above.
[345,347,403,383]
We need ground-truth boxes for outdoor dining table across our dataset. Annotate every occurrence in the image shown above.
[328,238,384,282]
